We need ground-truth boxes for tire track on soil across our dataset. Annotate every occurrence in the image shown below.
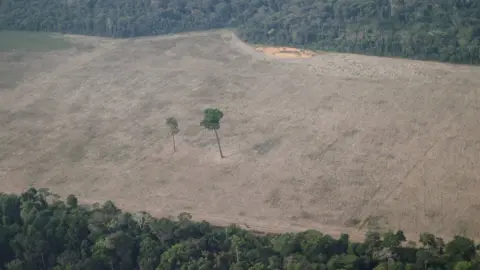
[380,85,477,206]
[356,108,458,229]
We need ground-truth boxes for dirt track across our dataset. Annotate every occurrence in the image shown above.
[1,30,480,241]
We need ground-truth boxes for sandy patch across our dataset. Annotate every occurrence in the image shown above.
[256,46,317,59]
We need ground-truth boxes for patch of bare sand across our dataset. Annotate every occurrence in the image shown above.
[256,46,317,59]
[2,31,480,243]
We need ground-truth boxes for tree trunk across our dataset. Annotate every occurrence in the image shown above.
[172,133,176,152]
[214,129,224,158]
[41,254,46,269]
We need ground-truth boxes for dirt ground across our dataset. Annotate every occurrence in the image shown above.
[1,30,480,242]
[255,46,316,59]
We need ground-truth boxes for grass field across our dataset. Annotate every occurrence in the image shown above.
[0,31,72,52]
[0,31,74,89]
[1,30,480,241]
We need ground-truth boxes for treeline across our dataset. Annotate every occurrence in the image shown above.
[1,0,480,64]
[238,0,480,64]
[0,188,479,269]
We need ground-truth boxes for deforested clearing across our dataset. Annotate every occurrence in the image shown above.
[1,30,480,241]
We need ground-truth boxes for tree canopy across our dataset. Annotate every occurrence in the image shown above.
[200,108,223,131]
[200,108,224,158]
[0,188,479,269]
[1,0,480,64]
[166,117,179,135]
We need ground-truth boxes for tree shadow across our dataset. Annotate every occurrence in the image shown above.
[223,150,242,158]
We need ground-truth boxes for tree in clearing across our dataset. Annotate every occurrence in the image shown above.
[166,117,180,152]
[200,108,224,158]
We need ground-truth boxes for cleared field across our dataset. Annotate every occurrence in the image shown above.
[1,30,480,241]
[0,31,73,52]
[0,31,76,89]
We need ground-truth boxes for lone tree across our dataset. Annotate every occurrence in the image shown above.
[166,117,180,152]
[200,108,224,158]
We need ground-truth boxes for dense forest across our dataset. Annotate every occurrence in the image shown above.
[0,188,479,269]
[1,0,480,64]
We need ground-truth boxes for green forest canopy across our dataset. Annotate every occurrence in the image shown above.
[1,0,480,64]
[1,188,479,270]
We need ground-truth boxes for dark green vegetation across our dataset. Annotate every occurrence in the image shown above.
[1,188,480,270]
[200,108,224,158]
[1,0,480,63]
[166,117,180,152]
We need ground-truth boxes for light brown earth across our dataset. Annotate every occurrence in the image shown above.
[255,46,317,59]
[1,30,480,242]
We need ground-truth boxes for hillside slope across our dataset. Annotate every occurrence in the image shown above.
[2,31,480,240]
[1,0,480,63]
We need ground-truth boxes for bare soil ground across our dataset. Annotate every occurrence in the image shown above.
[1,30,480,241]
[255,46,317,59]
